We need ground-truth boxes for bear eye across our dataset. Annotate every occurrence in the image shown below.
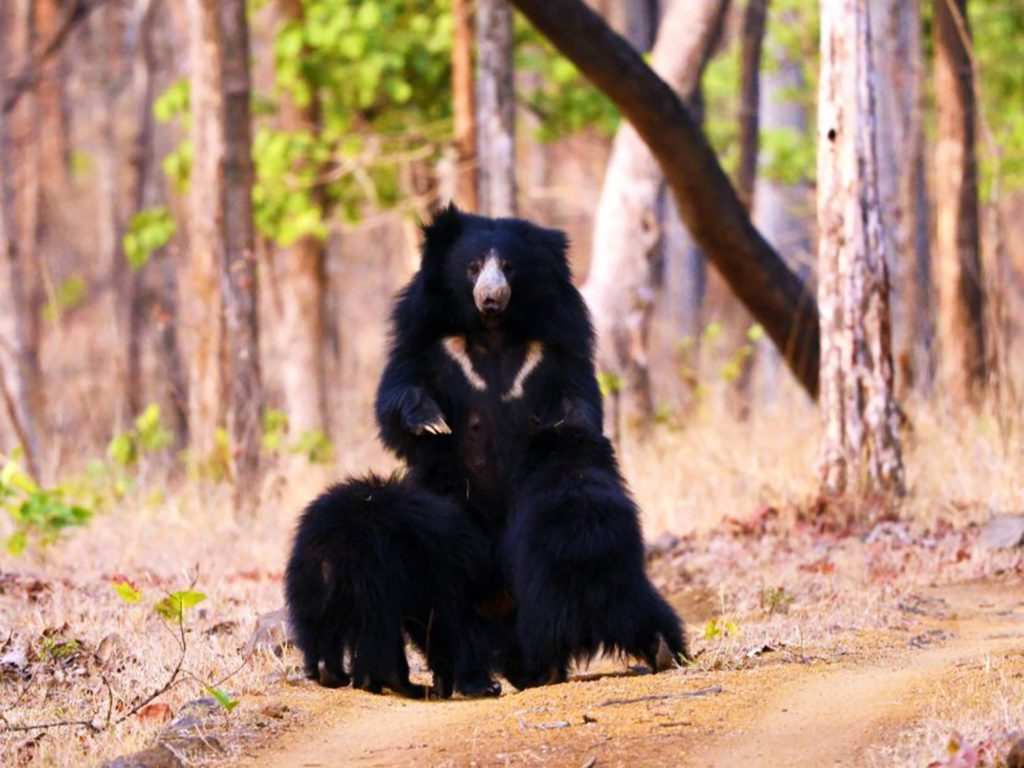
[467,260,482,279]
[500,259,513,276]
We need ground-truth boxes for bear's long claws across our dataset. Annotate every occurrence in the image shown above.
[420,416,452,435]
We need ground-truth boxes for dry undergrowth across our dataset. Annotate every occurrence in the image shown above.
[2,398,1024,766]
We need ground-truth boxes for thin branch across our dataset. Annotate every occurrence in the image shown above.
[3,0,113,115]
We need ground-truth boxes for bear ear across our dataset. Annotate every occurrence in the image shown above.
[527,223,571,281]
[420,201,464,264]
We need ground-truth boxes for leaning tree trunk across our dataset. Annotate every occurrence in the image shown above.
[817,0,904,498]
[934,0,985,404]
[452,0,479,211]
[475,0,517,217]
[510,0,820,398]
[274,0,329,441]
[582,0,731,435]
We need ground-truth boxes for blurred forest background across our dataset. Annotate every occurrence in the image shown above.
[0,0,1023,546]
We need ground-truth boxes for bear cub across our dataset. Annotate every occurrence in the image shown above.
[285,474,501,699]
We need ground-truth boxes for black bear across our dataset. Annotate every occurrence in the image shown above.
[501,422,688,688]
[375,203,603,532]
[285,474,502,699]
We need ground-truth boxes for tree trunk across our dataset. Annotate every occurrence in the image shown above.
[0,76,42,480]
[817,0,904,497]
[186,0,228,472]
[452,0,479,211]
[582,0,730,433]
[4,0,45,466]
[736,0,768,210]
[275,0,328,441]
[934,0,985,403]
[509,0,820,398]
[475,0,517,217]
[870,0,931,394]
[750,23,814,402]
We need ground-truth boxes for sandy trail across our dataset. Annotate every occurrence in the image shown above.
[241,582,1024,768]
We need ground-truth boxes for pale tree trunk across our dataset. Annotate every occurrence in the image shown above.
[0,75,42,480]
[817,0,904,498]
[934,0,985,404]
[5,0,45,465]
[186,0,227,471]
[475,0,517,217]
[453,0,479,211]
[35,0,70,208]
[870,0,931,394]
[582,0,730,435]
[590,0,659,49]
[751,24,813,402]
[275,0,328,440]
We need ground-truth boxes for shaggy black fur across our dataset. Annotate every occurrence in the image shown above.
[374,203,603,531]
[284,474,501,699]
[501,424,688,689]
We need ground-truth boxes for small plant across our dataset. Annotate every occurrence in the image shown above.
[760,586,795,617]
[107,404,173,468]
[702,617,742,641]
[1,455,92,556]
[262,408,335,465]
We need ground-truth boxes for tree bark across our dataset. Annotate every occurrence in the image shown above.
[0,74,42,480]
[582,0,731,433]
[737,0,768,211]
[186,0,229,473]
[870,0,931,394]
[275,0,328,440]
[934,0,985,403]
[4,0,46,464]
[452,0,479,211]
[509,0,820,398]
[475,0,517,217]
[817,0,904,497]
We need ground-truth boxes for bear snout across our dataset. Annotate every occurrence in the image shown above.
[473,252,511,317]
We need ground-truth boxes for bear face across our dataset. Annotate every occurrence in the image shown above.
[419,203,573,338]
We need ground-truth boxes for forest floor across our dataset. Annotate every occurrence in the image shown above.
[4,409,1024,767]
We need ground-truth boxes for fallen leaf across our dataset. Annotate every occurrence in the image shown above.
[138,703,173,725]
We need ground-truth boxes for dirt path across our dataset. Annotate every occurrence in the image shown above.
[240,582,1024,768]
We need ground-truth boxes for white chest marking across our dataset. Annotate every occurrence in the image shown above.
[442,336,487,392]
[502,341,544,402]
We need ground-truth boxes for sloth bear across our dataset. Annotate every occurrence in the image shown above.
[375,203,603,531]
[284,474,501,699]
[501,422,688,688]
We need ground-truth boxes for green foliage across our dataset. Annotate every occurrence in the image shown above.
[207,686,240,713]
[154,590,207,622]
[970,2,1024,195]
[112,581,142,604]
[107,405,173,468]
[123,208,176,270]
[760,586,795,616]
[516,21,619,140]
[1,457,92,555]
[597,371,624,397]
[38,634,81,662]
[42,275,87,323]
[153,79,190,125]
[702,617,741,641]
[262,409,334,464]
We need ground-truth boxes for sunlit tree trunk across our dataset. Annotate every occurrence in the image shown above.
[4,0,45,466]
[582,0,730,435]
[0,72,42,480]
[934,0,985,403]
[452,0,479,211]
[817,0,904,497]
[475,0,517,216]
[275,0,328,441]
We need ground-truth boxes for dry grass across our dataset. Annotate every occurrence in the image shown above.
[3,389,1024,766]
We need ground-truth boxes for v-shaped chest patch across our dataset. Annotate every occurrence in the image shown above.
[441,337,545,402]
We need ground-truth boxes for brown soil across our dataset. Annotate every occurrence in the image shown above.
[238,582,1024,768]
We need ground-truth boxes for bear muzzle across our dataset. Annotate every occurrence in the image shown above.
[473,252,510,318]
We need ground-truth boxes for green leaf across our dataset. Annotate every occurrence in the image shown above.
[206,686,239,713]
[154,590,207,622]
[747,324,766,343]
[597,372,623,397]
[6,531,27,556]
[112,581,142,604]
[107,433,137,468]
